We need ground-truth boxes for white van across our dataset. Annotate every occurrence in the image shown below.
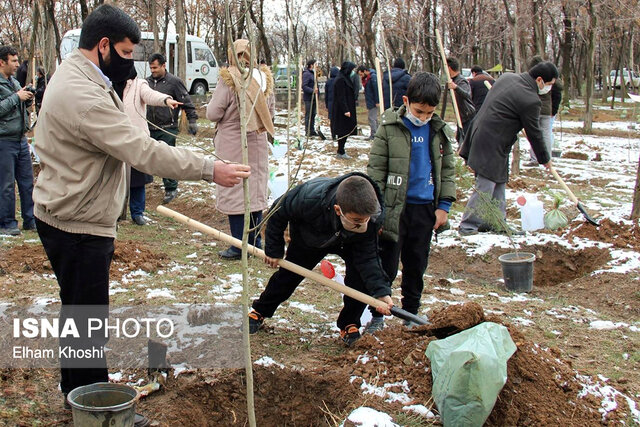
[60,29,219,95]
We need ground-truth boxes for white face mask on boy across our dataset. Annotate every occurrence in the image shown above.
[405,108,431,127]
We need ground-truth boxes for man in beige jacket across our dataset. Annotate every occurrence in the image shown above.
[32,4,249,414]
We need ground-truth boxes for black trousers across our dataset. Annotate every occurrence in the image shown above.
[372,203,436,317]
[252,238,370,330]
[36,218,112,394]
[304,98,317,136]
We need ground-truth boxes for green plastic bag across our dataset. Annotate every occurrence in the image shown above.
[544,194,569,231]
[425,322,517,427]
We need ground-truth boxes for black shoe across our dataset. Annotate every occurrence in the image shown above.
[0,227,21,236]
[340,324,361,347]
[135,413,151,427]
[23,222,36,231]
[458,228,478,236]
[248,310,264,334]
[162,190,178,204]
[218,247,241,260]
[132,216,147,226]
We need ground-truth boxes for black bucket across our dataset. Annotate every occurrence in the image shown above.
[498,252,535,292]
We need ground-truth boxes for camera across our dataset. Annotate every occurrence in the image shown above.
[25,85,36,94]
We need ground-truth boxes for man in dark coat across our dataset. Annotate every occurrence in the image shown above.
[248,173,393,346]
[458,62,558,236]
[324,66,339,140]
[469,65,494,111]
[146,52,198,204]
[447,57,475,143]
[332,61,357,159]
[301,59,319,137]
[381,58,411,109]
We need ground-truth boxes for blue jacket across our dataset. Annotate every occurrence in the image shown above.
[381,68,411,109]
[324,66,339,119]
[363,69,379,110]
[302,68,314,102]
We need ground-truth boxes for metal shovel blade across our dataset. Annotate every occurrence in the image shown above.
[390,307,430,326]
[578,203,599,226]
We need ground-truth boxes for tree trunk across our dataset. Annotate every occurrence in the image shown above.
[176,0,187,84]
[151,0,160,52]
[248,0,272,64]
[632,154,640,220]
[79,0,89,21]
[583,0,596,133]
[503,0,521,176]
[561,4,572,107]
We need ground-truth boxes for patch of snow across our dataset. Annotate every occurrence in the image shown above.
[589,320,631,331]
[288,301,322,314]
[577,374,640,423]
[402,404,436,419]
[449,288,465,296]
[146,288,176,299]
[254,356,285,369]
[512,317,535,327]
[594,250,640,274]
[33,297,58,305]
[108,372,124,382]
[340,407,398,427]
[185,252,197,259]
[109,287,127,295]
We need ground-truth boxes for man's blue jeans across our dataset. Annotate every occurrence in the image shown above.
[129,186,146,219]
[0,138,35,229]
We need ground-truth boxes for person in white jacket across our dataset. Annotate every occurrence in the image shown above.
[114,68,181,225]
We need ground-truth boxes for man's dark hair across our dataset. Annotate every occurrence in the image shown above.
[406,72,441,106]
[528,61,559,83]
[336,176,380,216]
[78,4,141,49]
[356,65,368,73]
[528,55,544,70]
[148,53,166,65]
[470,65,483,74]
[306,59,316,68]
[0,45,18,63]
[392,58,405,69]
[446,57,460,72]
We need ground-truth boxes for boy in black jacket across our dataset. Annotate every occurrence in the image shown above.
[249,173,393,346]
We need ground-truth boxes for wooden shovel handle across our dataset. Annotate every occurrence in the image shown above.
[548,164,580,205]
[435,29,463,129]
[156,206,387,310]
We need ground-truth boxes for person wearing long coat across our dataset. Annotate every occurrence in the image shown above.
[114,69,181,225]
[206,39,275,260]
[332,61,357,159]
[324,66,339,140]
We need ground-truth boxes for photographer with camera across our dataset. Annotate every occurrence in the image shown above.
[0,45,35,236]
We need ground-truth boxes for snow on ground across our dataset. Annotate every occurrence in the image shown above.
[254,356,285,368]
[577,374,640,423]
[340,407,399,427]
[146,288,176,299]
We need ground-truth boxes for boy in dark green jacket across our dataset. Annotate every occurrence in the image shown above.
[366,72,456,330]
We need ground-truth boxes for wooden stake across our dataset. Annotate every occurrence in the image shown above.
[435,29,463,129]
[375,58,384,115]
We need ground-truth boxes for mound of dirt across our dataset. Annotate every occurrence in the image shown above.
[568,218,640,250]
[0,244,51,274]
[112,240,168,276]
[139,303,610,425]
[562,151,590,160]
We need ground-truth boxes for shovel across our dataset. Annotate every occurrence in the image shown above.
[548,164,599,226]
[156,206,429,326]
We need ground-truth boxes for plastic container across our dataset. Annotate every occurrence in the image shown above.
[67,382,138,427]
[517,195,544,231]
[498,252,535,292]
[268,175,288,200]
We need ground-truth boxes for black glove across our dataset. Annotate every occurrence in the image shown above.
[188,122,198,135]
